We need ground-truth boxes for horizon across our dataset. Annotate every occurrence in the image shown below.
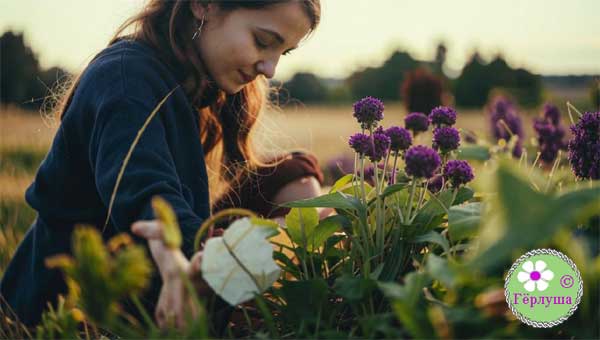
[2,0,599,81]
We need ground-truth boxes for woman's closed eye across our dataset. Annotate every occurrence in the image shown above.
[253,34,293,56]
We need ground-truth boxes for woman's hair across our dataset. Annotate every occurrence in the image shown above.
[52,0,320,203]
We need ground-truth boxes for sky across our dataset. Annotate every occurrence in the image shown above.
[2,0,599,81]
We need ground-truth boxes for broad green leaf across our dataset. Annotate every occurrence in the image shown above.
[306,215,347,251]
[280,279,329,323]
[284,207,319,247]
[201,218,280,306]
[334,274,376,302]
[470,162,600,272]
[281,192,363,212]
[412,230,450,254]
[381,183,409,199]
[151,196,181,249]
[329,174,354,193]
[456,145,491,161]
[448,202,482,241]
[426,254,455,288]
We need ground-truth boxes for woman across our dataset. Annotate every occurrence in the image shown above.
[0,0,323,328]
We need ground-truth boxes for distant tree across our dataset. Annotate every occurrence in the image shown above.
[454,53,542,107]
[1,31,41,106]
[0,31,71,110]
[281,72,327,104]
[434,42,447,75]
[454,52,491,107]
[347,50,419,101]
[401,68,444,114]
[590,78,599,111]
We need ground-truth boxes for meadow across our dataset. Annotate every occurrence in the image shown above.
[0,100,598,339]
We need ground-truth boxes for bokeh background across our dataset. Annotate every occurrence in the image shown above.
[1,1,599,271]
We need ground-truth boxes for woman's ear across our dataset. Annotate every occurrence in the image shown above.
[190,1,217,21]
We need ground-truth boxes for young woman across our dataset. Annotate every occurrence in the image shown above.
[0,0,324,328]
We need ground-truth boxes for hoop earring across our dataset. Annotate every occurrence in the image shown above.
[192,16,205,41]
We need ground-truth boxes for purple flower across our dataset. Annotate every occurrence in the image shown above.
[443,160,474,187]
[404,145,441,179]
[353,96,384,129]
[432,127,461,153]
[534,119,567,164]
[404,112,430,135]
[568,111,600,180]
[488,96,524,157]
[543,104,561,125]
[385,126,412,151]
[427,175,444,193]
[429,106,457,127]
[366,132,391,162]
[348,133,371,155]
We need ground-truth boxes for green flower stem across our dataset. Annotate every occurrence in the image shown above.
[406,179,418,222]
[373,163,384,260]
[391,151,399,185]
[417,179,429,210]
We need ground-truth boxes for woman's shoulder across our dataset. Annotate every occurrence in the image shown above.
[78,39,181,103]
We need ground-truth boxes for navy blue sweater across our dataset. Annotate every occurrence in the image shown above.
[0,39,211,326]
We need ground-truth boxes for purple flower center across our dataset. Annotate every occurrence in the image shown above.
[530,271,541,281]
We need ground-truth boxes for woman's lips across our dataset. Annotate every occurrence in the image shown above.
[239,70,254,83]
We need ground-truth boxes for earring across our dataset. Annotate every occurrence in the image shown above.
[192,15,205,41]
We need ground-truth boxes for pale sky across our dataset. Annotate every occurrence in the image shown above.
[2,0,599,81]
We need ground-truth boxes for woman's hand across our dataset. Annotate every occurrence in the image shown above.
[131,220,216,329]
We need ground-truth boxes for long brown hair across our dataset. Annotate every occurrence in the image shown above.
[53,0,320,202]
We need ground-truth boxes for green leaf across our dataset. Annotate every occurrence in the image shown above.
[470,162,600,272]
[284,207,319,247]
[281,192,363,212]
[330,174,354,193]
[381,183,409,199]
[456,145,491,161]
[334,274,376,302]
[378,272,431,306]
[448,202,482,241]
[412,230,450,254]
[306,215,347,251]
[280,279,329,324]
[426,254,455,288]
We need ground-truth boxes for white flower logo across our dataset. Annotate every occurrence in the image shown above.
[517,260,554,292]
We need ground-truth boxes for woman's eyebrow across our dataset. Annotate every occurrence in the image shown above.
[257,27,286,44]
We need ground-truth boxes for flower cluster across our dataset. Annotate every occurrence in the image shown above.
[404,145,441,179]
[488,96,524,157]
[404,112,430,135]
[443,160,474,187]
[368,132,391,162]
[568,111,600,180]
[533,104,567,164]
[385,126,412,152]
[432,127,460,154]
[348,133,371,155]
[429,106,457,127]
[353,96,384,129]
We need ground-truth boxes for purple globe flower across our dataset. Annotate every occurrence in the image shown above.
[432,127,461,153]
[427,175,444,193]
[443,160,474,187]
[348,133,371,155]
[488,96,524,158]
[543,103,561,126]
[404,145,441,179]
[356,165,376,186]
[385,126,412,151]
[366,132,391,162]
[429,106,457,127]
[534,119,567,164]
[404,112,430,135]
[353,96,384,129]
[568,111,600,180]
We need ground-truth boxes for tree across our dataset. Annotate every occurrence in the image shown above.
[281,72,327,104]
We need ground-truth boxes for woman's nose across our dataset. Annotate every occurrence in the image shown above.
[256,58,278,79]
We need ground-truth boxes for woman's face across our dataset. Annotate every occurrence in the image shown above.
[192,2,312,94]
